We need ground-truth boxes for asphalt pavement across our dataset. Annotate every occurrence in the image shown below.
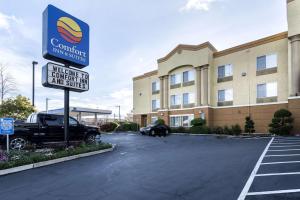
[0,133,276,200]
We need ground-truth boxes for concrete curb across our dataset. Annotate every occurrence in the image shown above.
[0,145,115,176]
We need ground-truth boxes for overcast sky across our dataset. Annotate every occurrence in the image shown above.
[0,0,287,118]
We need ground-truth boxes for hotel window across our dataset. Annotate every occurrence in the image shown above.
[151,99,160,111]
[257,54,277,71]
[257,82,277,98]
[183,93,195,105]
[152,81,160,93]
[170,115,194,127]
[170,95,181,106]
[218,89,233,102]
[151,116,158,124]
[218,64,233,78]
[170,74,181,85]
[183,70,195,83]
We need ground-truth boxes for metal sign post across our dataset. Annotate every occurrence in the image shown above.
[64,65,70,147]
[6,135,9,154]
[0,118,14,154]
[42,5,90,148]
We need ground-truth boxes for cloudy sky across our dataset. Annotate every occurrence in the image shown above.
[0,0,287,118]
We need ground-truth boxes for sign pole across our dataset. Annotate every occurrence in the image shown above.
[64,64,70,147]
[6,134,9,154]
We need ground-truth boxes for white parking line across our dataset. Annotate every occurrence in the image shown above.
[272,143,300,145]
[268,149,300,152]
[265,154,300,157]
[237,138,274,200]
[247,189,300,196]
[261,160,300,165]
[270,145,300,148]
[256,172,300,177]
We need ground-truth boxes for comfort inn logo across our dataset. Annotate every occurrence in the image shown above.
[57,17,83,44]
[43,5,89,68]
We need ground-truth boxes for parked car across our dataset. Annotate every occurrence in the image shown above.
[0,113,101,150]
[140,122,170,137]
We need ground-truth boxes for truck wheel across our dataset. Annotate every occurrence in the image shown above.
[85,134,96,144]
[151,130,156,137]
[10,137,28,150]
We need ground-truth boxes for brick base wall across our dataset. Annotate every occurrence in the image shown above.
[134,99,300,134]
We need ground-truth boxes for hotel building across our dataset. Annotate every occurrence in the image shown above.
[133,0,300,133]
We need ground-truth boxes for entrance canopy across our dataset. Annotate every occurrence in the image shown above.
[47,107,112,124]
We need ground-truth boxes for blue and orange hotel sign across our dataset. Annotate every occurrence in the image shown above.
[42,5,89,68]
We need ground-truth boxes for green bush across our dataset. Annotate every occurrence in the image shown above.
[0,143,112,170]
[223,125,233,135]
[190,126,210,134]
[231,124,242,135]
[171,126,190,133]
[212,126,224,135]
[191,118,206,127]
[156,119,165,125]
[244,116,255,133]
[269,109,293,135]
[115,122,139,132]
[100,122,118,132]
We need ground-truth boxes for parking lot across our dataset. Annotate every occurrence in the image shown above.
[0,134,300,200]
[239,137,300,200]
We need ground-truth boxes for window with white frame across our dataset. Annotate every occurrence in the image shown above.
[170,115,194,127]
[151,116,158,123]
[183,70,195,83]
[170,74,181,85]
[152,81,160,92]
[257,82,277,98]
[170,95,181,106]
[218,89,233,102]
[183,93,195,105]
[257,54,277,71]
[218,64,233,78]
[151,99,160,110]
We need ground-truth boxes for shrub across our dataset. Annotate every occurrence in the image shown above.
[100,122,118,132]
[223,125,233,135]
[190,126,210,134]
[212,126,224,135]
[115,122,139,132]
[156,119,165,125]
[244,116,255,133]
[171,126,190,133]
[231,124,242,135]
[191,118,206,127]
[269,109,293,135]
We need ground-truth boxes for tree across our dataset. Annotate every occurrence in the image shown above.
[0,95,35,119]
[0,64,17,104]
[244,116,255,133]
[269,109,293,135]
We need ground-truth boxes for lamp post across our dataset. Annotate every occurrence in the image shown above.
[115,105,121,122]
[46,98,50,113]
[32,61,38,107]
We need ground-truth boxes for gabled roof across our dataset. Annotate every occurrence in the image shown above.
[157,42,217,63]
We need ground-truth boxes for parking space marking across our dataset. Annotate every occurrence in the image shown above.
[261,160,300,165]
[268,149,300,151]
[247,189,300,196]
[255,172,300,177]
[237,137,274,200]
[265,154,300,157]
[272,142,300,145]
[270,145,300,148]
[237,137,300,199]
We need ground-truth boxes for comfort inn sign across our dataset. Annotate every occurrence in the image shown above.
[42,5,89,68]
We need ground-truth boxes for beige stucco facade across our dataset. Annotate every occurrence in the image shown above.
[133,1,300,133]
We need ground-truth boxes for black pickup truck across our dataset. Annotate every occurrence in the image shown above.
[0,113,101,150]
